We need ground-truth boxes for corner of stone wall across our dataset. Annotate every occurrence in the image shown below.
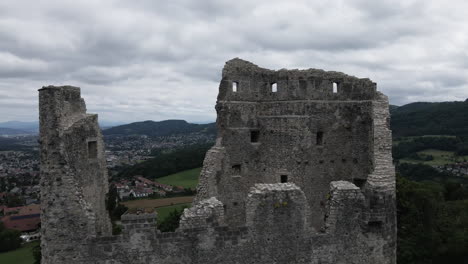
[325,181,365,234]
[179,197,225,230]
[367,91,396,192]
[194,140,226,203]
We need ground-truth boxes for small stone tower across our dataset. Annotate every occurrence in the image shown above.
[39,86,111,264]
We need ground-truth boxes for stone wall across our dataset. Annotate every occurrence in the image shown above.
[39,59,396,264]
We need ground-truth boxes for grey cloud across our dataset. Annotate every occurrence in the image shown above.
[0,0,467,122]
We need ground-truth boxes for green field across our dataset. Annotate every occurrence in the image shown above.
[400,149,468,166]
[157,167,201,189]
[393,135,456,145]
[156,203,191,222]
[0,241,38,264]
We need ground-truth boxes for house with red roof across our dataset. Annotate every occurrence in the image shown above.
[1,204,40,232]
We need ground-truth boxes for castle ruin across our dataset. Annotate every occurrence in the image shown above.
[39,59,396,263]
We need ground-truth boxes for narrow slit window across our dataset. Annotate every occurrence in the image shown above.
[88,141,98,159]
[250,130,260,143]
[280,175,288,183]
[316,132,323,145]
[332,82,338,93]
[232,81,238,92]
[271,83,277,93]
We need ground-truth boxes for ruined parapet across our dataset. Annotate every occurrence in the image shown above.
[39,86,111,264]
[179,197,225,230]
[246,183,310,231]
[218,58,377,102]
[121,211,157,233]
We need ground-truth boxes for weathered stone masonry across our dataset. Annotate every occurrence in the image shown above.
[39,59,396,264]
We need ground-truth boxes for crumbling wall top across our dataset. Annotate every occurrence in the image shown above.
[219,58,377,101]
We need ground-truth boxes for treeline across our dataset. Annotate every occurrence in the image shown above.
[397,163,468,183]
[391,101,468,137]
[393,136,468,160]
[397,175,468,263]
[103,120,216,138]
[0,222,22,253]
[0,137,32,151]
[117,143,213,179]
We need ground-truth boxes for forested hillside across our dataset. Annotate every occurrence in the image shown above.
[391,101,468,137]
[103,120,216,138]
[116,144,212,179]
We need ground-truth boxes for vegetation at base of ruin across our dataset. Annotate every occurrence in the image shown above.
[391,100,468,137]
[103,119,216,138]
[157,206,187,232]
[156,168,202,189]
[156,203,191,223]
[0,241,37,264]
[122,196,194,210]
[116,144,212,180]
[397,175,468,264]
[106,185,128,235]
[0,222,22,252]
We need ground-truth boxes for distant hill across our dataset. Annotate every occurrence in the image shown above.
[0,127,33,135]
[103,120,216,137]
[389,105,399,112]
[0,121,38,133]
[390,101,468,137]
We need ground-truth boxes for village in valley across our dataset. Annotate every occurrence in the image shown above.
[0,131,207,245]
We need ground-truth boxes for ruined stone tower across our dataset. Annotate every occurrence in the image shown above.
[196,59,396,230]
[39,86,111,263]
[39,59,396,264]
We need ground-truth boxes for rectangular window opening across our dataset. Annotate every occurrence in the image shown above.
[280,175,288,183]
[332,82,338,93]
[271,82,277,93]
[88,141,98,159]
[250,130,260,143]
[316,132,323,145]
[232,81,238,92]
[232,164,241,175]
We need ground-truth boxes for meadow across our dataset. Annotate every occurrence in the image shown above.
[156,203,191,221]
[156,167,201,189]
[122,196,194,209]
[0,241,37,264]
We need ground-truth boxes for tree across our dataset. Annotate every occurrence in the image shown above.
[397,175,468,264]
[0,222,22,252]
[33,242,41,264]
[157,207,187,232]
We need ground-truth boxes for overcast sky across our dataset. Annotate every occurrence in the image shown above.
[0,0,467,123]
